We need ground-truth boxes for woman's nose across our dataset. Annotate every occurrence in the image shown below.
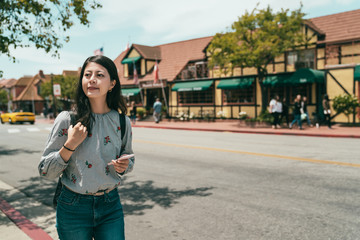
[89,74,96,82]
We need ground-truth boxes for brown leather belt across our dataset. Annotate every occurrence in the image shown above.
[65,185,116,196]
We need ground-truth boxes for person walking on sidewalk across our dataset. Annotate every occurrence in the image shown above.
[289,94,303,130]
[301,96,313,127]
[38,55,135,240]
[269,95,282,129]
[129,101,137,124]
[322,93,332,129]
[153,98,162,123]
[280,97,289,127]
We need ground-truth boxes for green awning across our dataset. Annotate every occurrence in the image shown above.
[354,65,360,81]
[217,78,254,89]
[172,80,214,92]
[121,88,140,97]
[263,74,292,86]
[121,56,141,64]
[287,68,325,84]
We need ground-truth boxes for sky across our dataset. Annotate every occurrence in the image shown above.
[0,0,359,79]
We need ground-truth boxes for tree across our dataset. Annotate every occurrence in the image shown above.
[0,0,102,77]
[40,75,78,100]
[0,89,9,109]
[333,94,360,123]
[207,5,307,110]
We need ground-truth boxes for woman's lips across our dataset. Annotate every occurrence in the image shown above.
[88,87,98,90]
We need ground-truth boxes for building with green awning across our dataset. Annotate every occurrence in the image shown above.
[121,56,141,64]
[286,68,325,84]
[263,74,292,87]
[354,65,360,81]
[121,88,141,97]
[172,80,213,92]
[217,78,254,89]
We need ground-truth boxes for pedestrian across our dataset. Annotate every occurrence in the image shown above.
[269,95,282,129]
[289,94,303,130]
[280,97,289,127]
[153,98,162,123]
[129,101,137,124]
[301,96,313,127]
[322,93,332,129]
[38,55,135,240]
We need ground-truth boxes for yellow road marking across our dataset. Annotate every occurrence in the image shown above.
[135,139,360,168]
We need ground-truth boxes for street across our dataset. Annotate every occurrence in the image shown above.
[0,121,359,240]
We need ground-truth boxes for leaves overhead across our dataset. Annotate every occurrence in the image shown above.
[208,5,306,78]
[0,0,102,62]
[40,75,78,100]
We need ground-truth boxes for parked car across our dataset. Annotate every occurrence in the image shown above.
[0,111,35,124]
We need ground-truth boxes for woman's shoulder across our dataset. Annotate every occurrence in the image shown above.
[53,111,71,125]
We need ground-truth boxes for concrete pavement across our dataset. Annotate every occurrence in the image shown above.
[1,115,359,239]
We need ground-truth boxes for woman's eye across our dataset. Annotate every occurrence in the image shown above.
[98,74,104,77]
[84,73,91,77]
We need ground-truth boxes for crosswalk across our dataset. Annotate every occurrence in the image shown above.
[3,127,52,134]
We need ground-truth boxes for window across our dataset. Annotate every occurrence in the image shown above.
[178,88,214,105]
[289,84,311,103]
[176,61,209,80]
[127,95,142,105]
[268,86,286,103]
[287,49,315,70]
[223,86,255,104]
[127,62,141,79]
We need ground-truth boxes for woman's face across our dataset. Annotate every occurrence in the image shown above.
[82,62,115,100]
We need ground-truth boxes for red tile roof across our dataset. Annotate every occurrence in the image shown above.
[115,36,213,85]
[0,78,17,88]
[310,9,360,44]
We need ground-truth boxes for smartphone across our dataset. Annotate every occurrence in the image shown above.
[108,154,135,165]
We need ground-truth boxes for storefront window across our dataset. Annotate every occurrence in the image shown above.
[178,88,214,105]
[268,86,286,103]
[223,86,255,104]
[289,84,311,102]
[127,62,141,78]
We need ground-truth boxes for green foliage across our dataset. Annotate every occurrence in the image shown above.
[0,89,9,106]
[208,5,306,78]
[256,110,273,123]
[40,75,78,100]
[136,107,146,118]
[0,0,102,62]
[333,94,360,122]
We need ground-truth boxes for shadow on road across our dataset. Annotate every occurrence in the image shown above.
[1,176,214,223]
[0,146,41,156]
[119,177,214,216]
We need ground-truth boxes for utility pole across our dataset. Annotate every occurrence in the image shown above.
[51,73,57,118]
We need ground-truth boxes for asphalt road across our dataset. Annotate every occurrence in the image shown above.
[0,122,359,240]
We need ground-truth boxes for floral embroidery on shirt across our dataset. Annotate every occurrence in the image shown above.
[85,161,92,168]
[41,172,47,176]
[71,174,77,184]
[116,155,119,159]
[117,126,121,133]
[88,133,92,137]
[104,136,111,145]
[58,129,68,137]
[105,166,110,175]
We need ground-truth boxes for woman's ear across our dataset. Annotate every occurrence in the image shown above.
[110,80,116,90]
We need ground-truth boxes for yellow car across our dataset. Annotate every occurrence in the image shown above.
[0,111,35,124]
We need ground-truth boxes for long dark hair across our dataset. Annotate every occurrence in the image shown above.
[75,55,127,133]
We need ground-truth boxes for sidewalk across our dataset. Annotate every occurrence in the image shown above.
[0,180,55,240]
[36,116,360,138]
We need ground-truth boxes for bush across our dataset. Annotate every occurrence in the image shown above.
[136,107,146,118]
[333,94,360,123]
[257,110,273,123]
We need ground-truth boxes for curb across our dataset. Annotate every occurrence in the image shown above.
[132,125,360,139]
[0,197,52,240]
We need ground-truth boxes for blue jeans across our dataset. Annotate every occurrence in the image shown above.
[290,114,302,129]
[56,186,125,240]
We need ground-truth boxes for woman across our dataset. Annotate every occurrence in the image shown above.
[38,55,134,239]
[322,93,332,129]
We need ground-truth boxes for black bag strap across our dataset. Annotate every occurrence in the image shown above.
[119,113,126,154]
